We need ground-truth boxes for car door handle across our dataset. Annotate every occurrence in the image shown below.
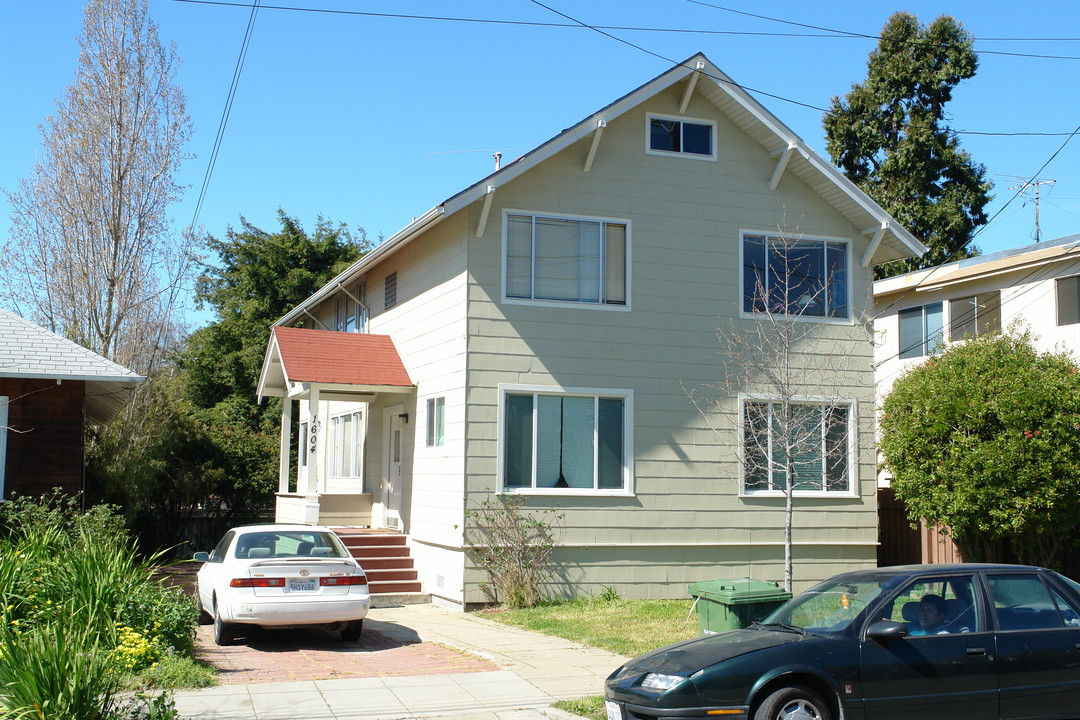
[966,647,987,656]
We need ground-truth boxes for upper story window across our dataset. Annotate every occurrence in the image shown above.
[335,284,367,333]
[501,387,630,494]
[647,114,715,160]
[949,291,999,340]
[899,303,944,359]
[742,399,853,496]
[742,234,849,319]
[505,213,627,308]
[1057,276,1080,326]
[384,273,397,310]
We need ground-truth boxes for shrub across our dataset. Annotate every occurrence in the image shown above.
[464,495,563,608]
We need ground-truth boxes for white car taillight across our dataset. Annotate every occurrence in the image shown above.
[319,574,367,587]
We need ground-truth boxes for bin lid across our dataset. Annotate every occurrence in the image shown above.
[687,578,791,604]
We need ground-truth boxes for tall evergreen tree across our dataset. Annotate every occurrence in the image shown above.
[824,12,992,278]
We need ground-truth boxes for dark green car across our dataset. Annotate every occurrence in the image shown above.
[604,564,1080,720]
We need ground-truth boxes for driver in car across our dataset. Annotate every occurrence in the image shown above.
[909,594,949,636]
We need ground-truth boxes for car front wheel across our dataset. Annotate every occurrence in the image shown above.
[754,686,833,720]
[213,599,236,646]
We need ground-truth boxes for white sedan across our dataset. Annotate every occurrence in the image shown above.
[194,524,370,645]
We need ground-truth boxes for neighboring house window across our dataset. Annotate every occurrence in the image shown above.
[505,213,627,306]
[742,234,849,318]
[743,400,852,494]
[385,273,397,310]
[1057,276,1080,326]
[502,388,629,492]
[329,411,363,478]
[426,397,445,447]
[647,114,715,159]
[335,284,367,333]
[949,292,1000,340]
[899,303,944,359]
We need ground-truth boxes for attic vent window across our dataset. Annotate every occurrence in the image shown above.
[647,114,715,160]
[384,273,397,310]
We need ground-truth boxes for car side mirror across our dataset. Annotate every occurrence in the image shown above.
[867,620,909,642]
[193,551,210,563]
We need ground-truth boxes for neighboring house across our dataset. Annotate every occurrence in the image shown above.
[0,308,144,500]
[256,53,925,606]
[874,233,1080,566]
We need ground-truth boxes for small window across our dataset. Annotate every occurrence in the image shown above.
[743,400,852,494]
[426,397,445,447]
[385,273,397,310]
[899,303,944,359]
[647,114,715,159]
[506,213,627,307]
[1057,276,1080,326]
[949,292,1000,340]
[502,390,628,492]
[742,234,848,319]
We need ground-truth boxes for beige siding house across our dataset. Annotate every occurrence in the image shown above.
[257,54,925,607]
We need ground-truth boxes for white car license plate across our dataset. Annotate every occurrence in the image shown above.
[605,701,622,720]
[288,578,317,592]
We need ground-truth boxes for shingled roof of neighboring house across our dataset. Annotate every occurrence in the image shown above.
[256,326,414,401]
[0,308,144,424]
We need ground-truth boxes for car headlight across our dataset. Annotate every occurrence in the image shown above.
[640,673,686,692]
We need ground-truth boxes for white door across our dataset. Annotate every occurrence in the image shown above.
[383,407,404,529]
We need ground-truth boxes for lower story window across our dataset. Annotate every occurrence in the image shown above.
[330,411,363,478]
[743,400,852,494]
[503,390,627,492]
[426,397,445,447]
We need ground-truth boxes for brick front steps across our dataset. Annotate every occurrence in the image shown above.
[332,528,428,606]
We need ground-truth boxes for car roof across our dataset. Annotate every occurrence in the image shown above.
[228,524,337,534]
[842,563,1050,579]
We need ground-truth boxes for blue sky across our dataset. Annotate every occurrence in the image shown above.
[2,0,1078,322]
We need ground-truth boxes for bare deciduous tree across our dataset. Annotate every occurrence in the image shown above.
[2,0,194,375]
[689,225,872,591]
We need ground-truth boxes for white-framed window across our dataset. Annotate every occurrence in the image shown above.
[646,113,716,160]
[335,284,367,333]
[329,411,364,479]
[899,303,944,359]
[504,212,628,308]
[426,397,445,447]
[742,233,850,319]
[741,398,854,496]
[500,386,632,494]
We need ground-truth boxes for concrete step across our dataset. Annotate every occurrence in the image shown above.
[369,591,431,608]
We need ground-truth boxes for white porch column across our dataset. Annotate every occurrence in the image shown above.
[278,397,292,494]
[302,386,321,524]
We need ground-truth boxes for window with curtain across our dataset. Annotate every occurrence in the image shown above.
[743,400,852,494]
[329,411,363,478]
[742,234,848,318]
[898,303,944,359]
[506,214,627,306]
[503,391,626,492]
[949,292,1000,341]
[426,397,445,447]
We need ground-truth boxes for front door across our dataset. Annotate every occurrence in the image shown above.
[382,407,404,530]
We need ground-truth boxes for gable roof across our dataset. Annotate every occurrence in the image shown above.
[278,53,926,327]
[257,326,414,401]
[0,308,144,424]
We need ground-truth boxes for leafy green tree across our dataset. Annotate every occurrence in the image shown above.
[879,330,1080,568]
[824,12,992,278]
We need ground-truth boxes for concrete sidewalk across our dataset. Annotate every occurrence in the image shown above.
[172,603,631,719]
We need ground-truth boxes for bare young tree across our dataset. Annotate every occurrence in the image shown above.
[2,0,194,375]
[689,225,872,591]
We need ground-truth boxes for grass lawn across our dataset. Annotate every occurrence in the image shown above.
[477,596,700,720]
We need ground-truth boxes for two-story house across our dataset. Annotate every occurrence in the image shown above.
[256,54,925,606]
[874,233,1080,567]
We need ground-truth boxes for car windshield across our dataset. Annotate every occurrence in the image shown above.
[761,572,903,633]
[231,530,351,560]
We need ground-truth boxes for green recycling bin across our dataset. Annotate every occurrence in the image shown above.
[687,579,791,635]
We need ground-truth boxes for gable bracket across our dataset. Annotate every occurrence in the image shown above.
[337,282,369,317]
[476,185,498,239]
[769,142,798,191]
[860,222,889,268]
[301,308,330,331]
[678,60,706,114]
[584,120,607,173]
